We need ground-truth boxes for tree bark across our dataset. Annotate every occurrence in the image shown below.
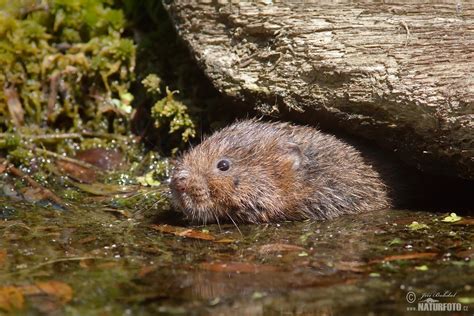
[164,0,474,179]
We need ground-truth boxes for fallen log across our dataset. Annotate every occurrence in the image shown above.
[164,1,474,179]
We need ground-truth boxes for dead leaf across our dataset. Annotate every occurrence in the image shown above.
[370,252,438,264]
[0,286,24,312]
[71,182,138,196]
[138,265,158,278]
[96,262,119,269]
[199,262,281,273]
[103,208,132,218]
[0,160,7,173]
[6,164,64,206]
[74,148,123,171]
[454,219,474,226]
[77,236,97,244]
[21,187,57,204]
[0,249,6,267]
[57,160,97,183]
[21,281,73,304]
[258,243,305,254]
[214,238,236,243]
[28,295,62,315]
[455,249,474,259]
[151,224,216,241]
[4,86,24,128]
[79,259,90,269]
[334,261,367,273]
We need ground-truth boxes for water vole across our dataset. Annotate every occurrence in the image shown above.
[170,120,396,223]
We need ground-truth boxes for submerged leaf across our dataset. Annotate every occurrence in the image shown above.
[0,249,6,266]
[415,265,429,271]
[0,286,24,312]
[72,182,138,196]
[21,281,73,303]
[57,160,97,183]
[199,262,280,273]
[387,237,403,246]
[441,213,462,223]
[258,243,305,254]
[74,148,124,171]
[408,221,429,231]
[150,224,216,241]
[371,252,438,264]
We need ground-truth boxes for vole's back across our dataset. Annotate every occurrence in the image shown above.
[287,124,392,219]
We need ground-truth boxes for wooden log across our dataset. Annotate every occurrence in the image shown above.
[164,0,474,179]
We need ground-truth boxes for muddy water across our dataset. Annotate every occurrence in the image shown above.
[0,192,473,315]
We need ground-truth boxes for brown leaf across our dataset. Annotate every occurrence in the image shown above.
[96,262,119,269]
[454,219,474,226]
[0,160,7,173]
[199,262,281,273]
[71,182,138,196]
[214,238,236,243]
[334,261,367,273]
[0,286,24,312]
[74,148,123,171]
[103,208,132,218]
[77,236,97,244]
[21,187,57,204]
[79,259,92,269]
[21,281,73,304]
[370,252,438,264]
[0,249,6,267]
[28,295,62,315]
[56,160,97,183]
[6,164,64,206]
[258,243,305,254]
[4,86,24,128]
[150,224,216,241]
[138,265,158,278]
[455,249,474,259]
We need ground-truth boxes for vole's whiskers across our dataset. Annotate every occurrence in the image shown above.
[213,211,222,232]
[225,210,242,236]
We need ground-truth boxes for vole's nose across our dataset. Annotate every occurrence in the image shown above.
[171,170,190,193]
[173,177,187,192]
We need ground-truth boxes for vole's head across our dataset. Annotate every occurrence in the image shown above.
[169,120,304,224]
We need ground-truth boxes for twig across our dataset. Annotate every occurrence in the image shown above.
[16,133,82,140]
[31,147,103,172]
[0,131,129,141]
[6,163,65,206]
[80,131,130,141]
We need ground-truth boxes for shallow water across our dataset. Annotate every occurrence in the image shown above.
[0,192,473,315]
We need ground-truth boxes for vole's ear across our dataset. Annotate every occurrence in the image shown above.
[283,142,303,170]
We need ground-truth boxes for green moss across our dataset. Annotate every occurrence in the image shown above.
[0,0,134,134]
[149,84,196,143]
[0,133,20,149]
[0,0,198,174]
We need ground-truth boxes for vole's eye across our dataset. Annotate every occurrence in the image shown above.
[217,159,230,171]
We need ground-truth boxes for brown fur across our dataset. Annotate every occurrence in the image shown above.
[170,119,393,224]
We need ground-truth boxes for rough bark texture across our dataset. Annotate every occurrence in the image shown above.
[164,0,473,179]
